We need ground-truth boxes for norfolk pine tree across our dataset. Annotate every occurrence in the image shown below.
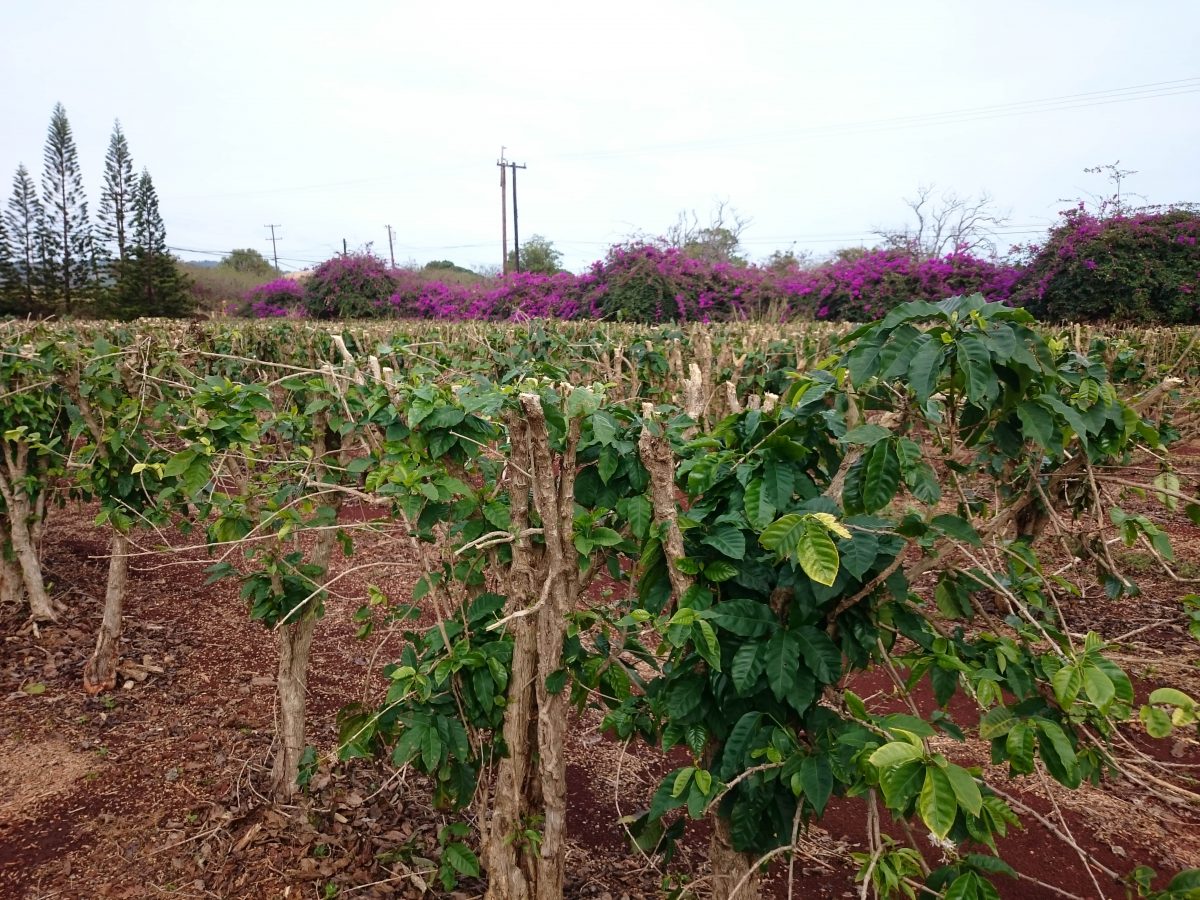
[40,103,96,315]
[104,169,190,319]
[97,120,135,266]
[3,165,47,316]
[0,210,15,311]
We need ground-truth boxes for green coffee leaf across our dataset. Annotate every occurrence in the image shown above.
[919,765,958,840]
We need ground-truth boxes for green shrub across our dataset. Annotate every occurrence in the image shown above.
[1015,206,1200,323]
[302,253,398,319]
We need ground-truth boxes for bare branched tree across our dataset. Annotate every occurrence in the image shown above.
[664,200,751,264]
[875,185,1010,260]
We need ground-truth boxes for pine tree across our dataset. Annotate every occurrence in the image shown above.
[41,102,96,315]
[0,211,15,313]
[3,165,47,316]
[97,120,135,265]
[130,169,165,253]
[105,169,191,320]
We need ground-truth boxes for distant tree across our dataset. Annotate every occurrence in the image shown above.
[101,170,191,319]
[763,245,813,272]
[220,247,276,276]
[874,185,1010,260]
[40,102,97,314]
[830,245,871,264]
[658,202,750,265]
[3,165,47,316]
[0,211,15,311]
[96,120,136,265]
[507,234,564,274]
[421,258,486,286]
[424,259,475,274]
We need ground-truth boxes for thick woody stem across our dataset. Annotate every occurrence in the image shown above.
[0,444,56,622]
[485,415,539,900]
[83,532,129,694]
[520,393,577,900]
[638,406,693,609]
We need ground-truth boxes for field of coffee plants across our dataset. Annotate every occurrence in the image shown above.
[2,300,1200,899]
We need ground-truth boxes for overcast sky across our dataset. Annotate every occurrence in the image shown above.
[2,1,1198,273]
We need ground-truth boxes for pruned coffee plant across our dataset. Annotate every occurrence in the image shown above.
[598,296,1200,898]
[1,306,1198,899]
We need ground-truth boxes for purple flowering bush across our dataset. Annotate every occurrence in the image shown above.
[235,245,1022,323]
[1013,206,1200,323]
[303,253,401,319]
[231,278,306,318]
[778,249,1021,321]
[384,243,782,322]
[584,243,782,322]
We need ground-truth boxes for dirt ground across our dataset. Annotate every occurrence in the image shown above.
[2,483,1199,899]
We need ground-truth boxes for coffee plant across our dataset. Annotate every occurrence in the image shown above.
[2,305,1198,899]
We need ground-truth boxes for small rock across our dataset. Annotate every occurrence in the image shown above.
[164,767,179,782]
[122,680,135,690]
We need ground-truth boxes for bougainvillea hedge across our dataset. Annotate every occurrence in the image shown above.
[1013,206,1200,324]
[235,209,1200,324]
[250,246,1022,323]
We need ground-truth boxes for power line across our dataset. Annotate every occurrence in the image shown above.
[391,241,497,250]
[156,75,1199,211]
[167,241,493,260]
[166,245,327,266]
[558,77,1200,161]
[565,81,1200,161]
[170,222,1056,263]
[806,77,1200,132]
[170,160,483,201]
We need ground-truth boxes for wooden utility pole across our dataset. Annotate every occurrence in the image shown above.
[507,160,527,273]
[385,224,396,267]
[264,224,281,272]
[497,147,508,274]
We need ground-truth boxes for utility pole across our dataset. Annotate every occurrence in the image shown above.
[342,238,348,257]
[264,224,281,272]
[507,160,526,273]
[385,224,395,267]
[497,148,508,274]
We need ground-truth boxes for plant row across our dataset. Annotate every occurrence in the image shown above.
[235,203,1200,326]
[2,301,1199,899]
